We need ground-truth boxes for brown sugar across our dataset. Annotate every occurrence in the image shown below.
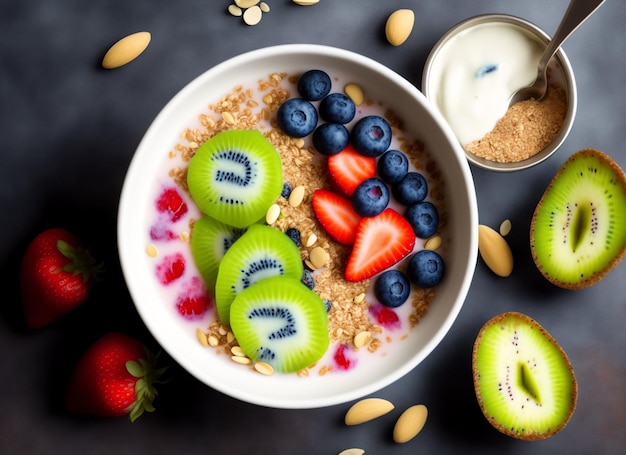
[465,84,567,163]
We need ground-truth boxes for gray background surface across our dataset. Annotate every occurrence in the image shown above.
[1,1,624,454]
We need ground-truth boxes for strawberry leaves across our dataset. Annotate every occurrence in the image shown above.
[56,239,103,283]
[125,351,169,422]
[65,333,168,422]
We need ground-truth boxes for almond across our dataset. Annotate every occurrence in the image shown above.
[102,31,151,69]
[393,404,428,443]
[478,224,514,277]
[345,397,394,425]
[385,9,414,46]
[344,83,364,106]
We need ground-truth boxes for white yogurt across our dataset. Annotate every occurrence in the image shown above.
[430,22,544,145]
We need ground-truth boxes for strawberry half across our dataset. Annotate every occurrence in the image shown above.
[345,208,416,282]
[311,189,361,245]
[65,332,168,422]
[20,228,103,328]
[327,144,377,196]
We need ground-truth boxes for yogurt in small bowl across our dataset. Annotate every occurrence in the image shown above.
[423,14,577,172]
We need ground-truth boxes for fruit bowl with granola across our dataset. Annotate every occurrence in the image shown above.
[118,44,478,408]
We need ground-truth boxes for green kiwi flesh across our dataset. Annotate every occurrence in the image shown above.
[472,312,577,441]
[187,130,283,228]
[230,276,329,373]
[190,215,246,292]
[214,224,304,326]
[530,149,626,289]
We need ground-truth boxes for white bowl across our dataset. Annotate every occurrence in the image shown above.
[118,44,478,409]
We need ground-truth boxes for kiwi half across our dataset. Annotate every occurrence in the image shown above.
[230,276,329,373]
[214,224,304,326]
[187,130,283,228]
[530,149,626,289]
[472,312,578,441]
[190,215,246,292]
[472,312,577,441]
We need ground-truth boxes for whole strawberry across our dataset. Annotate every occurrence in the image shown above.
[20,228,103,328]
[65,332,167,422]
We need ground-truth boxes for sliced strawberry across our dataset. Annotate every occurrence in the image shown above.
[156,187,188,222]
[327,144,377,196]
[345,208,416,282]
[311,189,361,245]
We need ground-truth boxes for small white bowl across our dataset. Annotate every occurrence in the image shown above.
[423,14,577,172]
[118,44,478,409]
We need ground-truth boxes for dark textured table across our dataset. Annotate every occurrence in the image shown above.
[1,1,624,453]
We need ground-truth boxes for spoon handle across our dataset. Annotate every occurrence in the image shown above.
[539,0,606,73]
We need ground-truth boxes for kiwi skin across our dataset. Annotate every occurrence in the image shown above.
[472,312,578,441]
[530,148,626,290]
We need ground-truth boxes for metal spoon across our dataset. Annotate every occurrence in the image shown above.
[508,0,605,106]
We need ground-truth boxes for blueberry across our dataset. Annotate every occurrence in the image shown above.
[374,270,411,308]
[285,227,301,247]
[281,182,292,199]
[392,172,428,206]
[350,115,392,157]
[319,93,356,124]
[297,69,332,101]
[301,269,315,290]
[324,299,332,313]
[407,250,445,288]
[312,123,350,156]
[277,98,318,138]
[377,150,409,184]
[405,201,439,238]
[351,177,389,217]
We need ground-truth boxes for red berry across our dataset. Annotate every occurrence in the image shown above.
[65,332,167,421]
[311,189,361,245]
[327,144,377,196]
[345,208,416,282]
[369,304,401,329]
[155,253,185,285]
[175,277,211,319]
[156,187,188,222]
[333,344,356,371]
[20,228,102,328]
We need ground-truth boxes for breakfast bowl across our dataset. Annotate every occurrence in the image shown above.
[118,44,478,409]
[422,14,577,172]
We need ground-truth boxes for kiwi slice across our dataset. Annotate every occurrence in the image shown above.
[530,149,626,289]
[190,215,247,292]
[214,224,304,326]
[187,130,283,228]
[472,312,577,441]
[230,276,329,373]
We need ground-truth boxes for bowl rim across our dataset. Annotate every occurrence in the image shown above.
[422,14,578,172]
[118,43,479,408]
